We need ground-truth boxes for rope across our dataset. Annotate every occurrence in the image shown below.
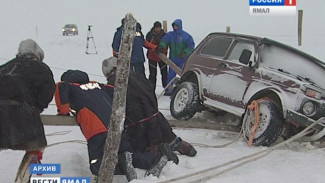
[45,130,86,148]
[157,77,179,100]
[50,66,105,78]
[158,117,323,183]
[125,111,160,128]
[187,151,271,183]
[46,140,87,148]
[247,100,261,147]
[191,130,243,148]
[0,57,105,79]
[46,130,72,137]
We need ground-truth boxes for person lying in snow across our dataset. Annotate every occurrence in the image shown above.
[55,70,179,182]
[0,39,55,181]
[102,57,197,157]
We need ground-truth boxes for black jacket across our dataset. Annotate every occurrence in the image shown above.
[0,57,55,150]
[112,23,146,63]
[107,71,176,152]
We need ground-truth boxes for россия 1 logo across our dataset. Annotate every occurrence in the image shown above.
[249,0,296,16]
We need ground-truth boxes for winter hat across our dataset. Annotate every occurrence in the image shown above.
[61,70,89,84]
[136,22,142,31]
[154,21,162,28]
[102,56,117,78]
[16,39,44,61]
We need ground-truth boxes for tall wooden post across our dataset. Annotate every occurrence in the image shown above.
[97,13,136,183]
[163,20,168,32]
[298,10,303,46]
[226,26,231,33]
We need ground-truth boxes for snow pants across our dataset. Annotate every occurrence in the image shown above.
[167,58,185,93]
[88,131,159,176]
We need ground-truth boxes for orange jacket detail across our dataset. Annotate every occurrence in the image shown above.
[77,107,108,141]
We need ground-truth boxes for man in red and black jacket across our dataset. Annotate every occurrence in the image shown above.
[55,70,178,181]
[146,21,168,91]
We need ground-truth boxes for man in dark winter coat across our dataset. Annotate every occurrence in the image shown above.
[146,21,168,91]
[55,70,178,181]
[102,57,197,157]
[0,39,55,181]
[157,19,195,95]
[112,19,156,77]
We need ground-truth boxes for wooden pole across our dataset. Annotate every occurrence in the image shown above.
[298,10,303,46]
[97,13,136,183]
[163,20,168,32]
[158,53,182,76]
[36,26,38,37]
[226,26,231,33]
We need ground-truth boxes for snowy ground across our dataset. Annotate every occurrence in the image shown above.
[0,0,325,182]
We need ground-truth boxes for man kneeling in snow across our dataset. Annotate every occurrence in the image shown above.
[102,57,197,158]
[55,70,179,182]
[0,39,55,182]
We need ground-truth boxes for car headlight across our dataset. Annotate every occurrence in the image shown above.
[72,28,75,31]
[62,29,65,32]
[302,101,316,117]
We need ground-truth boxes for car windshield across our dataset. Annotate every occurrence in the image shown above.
[65,24,76,28]
[262,44,325,89]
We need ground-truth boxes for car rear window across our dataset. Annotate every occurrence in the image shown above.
[200,36,233,57]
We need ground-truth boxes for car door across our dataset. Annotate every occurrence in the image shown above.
[207,38,258,115]
[195,35,234,100]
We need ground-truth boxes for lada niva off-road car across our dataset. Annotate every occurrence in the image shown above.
[170,32,325,146]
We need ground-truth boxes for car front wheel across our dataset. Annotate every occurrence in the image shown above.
[242,100,284,146]
[170,82,201,120]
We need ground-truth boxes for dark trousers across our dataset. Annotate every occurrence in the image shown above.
[88,131,160,175]
[148,60,168,90]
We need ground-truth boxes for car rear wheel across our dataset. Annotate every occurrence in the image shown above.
[170,82,201,120]
[242,100,284,146]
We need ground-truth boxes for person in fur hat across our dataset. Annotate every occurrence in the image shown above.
[0,39,55,182]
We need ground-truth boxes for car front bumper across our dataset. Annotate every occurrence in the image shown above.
[287,110,325,140]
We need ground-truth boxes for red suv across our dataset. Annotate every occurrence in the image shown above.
[170,32,325,146]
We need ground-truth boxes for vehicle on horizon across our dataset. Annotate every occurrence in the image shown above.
[62,24,78,36]
[170,32,325,146]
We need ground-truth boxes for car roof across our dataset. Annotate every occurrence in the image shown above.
[209,32,325,67]
[64,24,77,27]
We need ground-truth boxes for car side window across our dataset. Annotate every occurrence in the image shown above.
[228,42,256,65]
[201,36,233,58]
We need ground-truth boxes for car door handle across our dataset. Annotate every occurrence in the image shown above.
[219,62,228,68]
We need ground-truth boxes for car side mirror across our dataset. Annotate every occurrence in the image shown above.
[239,49,252,65]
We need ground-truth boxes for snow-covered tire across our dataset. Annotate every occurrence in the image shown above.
[242,100,284,146]
[170,82,200,120]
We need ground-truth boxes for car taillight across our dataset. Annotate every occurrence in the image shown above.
[306,89,321,99]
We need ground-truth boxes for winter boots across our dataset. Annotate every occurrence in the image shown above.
[118,151,137,182]
[146,143,179,177]
[145,155,168,177]
[170,137,197,157]
[159,143,179,164]
[15,150,43,183]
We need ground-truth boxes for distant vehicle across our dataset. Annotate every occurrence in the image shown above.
[170,32,325,146]
[62,24,78,36]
